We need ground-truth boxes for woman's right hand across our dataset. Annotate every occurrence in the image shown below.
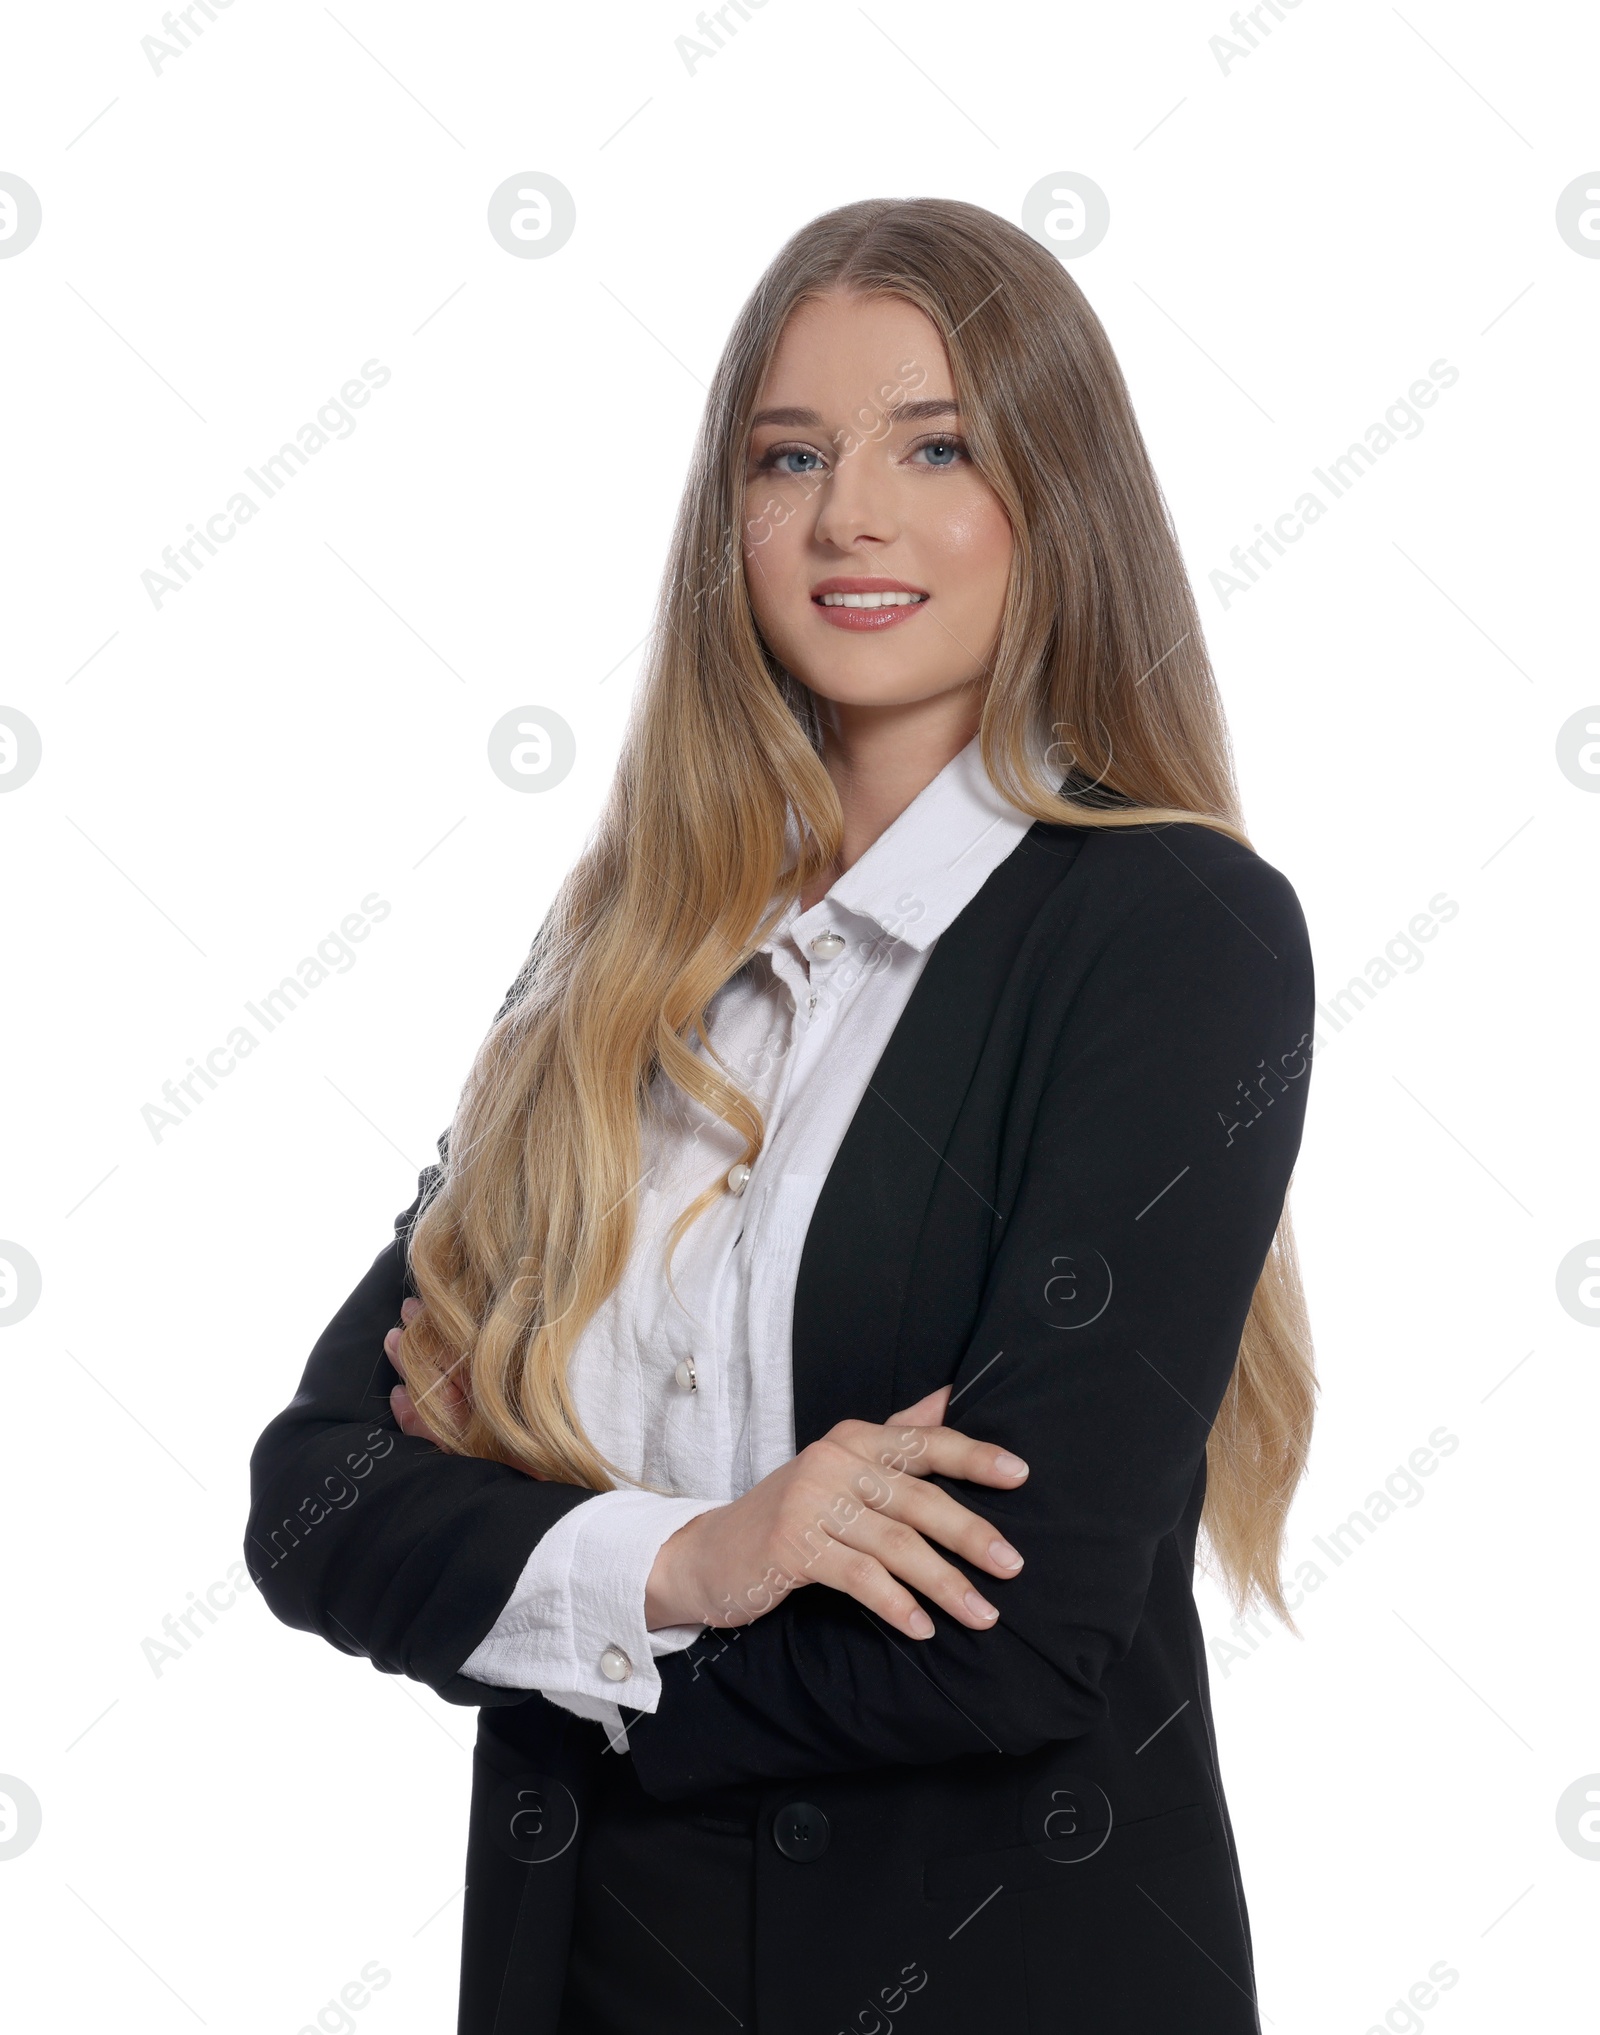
[644,1386,1028,1641]
[386,1296,471,1446]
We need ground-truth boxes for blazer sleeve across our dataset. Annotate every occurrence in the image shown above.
[242,973,597,1709]
[626,845,1316,1798]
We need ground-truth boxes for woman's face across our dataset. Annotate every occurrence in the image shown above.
[741,291,1013,719]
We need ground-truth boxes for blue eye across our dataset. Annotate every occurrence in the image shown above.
[763,445,826,475]
[754,433,967,477]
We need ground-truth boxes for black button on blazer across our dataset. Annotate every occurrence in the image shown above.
[245,813,1315,2035]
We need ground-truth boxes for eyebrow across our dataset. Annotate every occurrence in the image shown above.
[749,398,960,429]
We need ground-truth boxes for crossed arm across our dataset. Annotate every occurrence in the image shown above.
[244,851,1314,1791]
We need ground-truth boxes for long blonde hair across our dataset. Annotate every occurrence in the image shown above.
[400,196,1316,1626]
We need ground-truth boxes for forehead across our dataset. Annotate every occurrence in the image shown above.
[754,291,953,412]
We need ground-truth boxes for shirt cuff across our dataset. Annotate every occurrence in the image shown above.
[458,1488,729,1720]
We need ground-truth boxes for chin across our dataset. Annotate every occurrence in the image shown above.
[795,670,967,711]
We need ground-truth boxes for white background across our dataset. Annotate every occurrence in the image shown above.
[1,1,1595,2029]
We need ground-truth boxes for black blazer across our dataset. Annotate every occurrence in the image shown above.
[245,812,1314,2035]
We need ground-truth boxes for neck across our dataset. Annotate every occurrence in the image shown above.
[799,686,983,912]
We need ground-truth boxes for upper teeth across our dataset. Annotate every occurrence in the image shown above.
[818,591,926,607]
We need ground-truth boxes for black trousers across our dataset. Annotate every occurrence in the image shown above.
[556,1750,765,2033]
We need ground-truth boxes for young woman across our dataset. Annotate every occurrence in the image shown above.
[247,196,1316,2035]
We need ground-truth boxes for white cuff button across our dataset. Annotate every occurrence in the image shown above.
[599,1645,632,1683]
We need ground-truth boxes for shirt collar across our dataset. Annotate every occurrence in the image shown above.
[762,735,1038,958]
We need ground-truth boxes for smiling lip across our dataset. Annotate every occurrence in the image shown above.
[810,575,931,632]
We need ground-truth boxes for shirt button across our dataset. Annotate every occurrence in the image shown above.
[673,1355,697,1393]
[599,1645,632,1683]
[809,931,846,961]
[725,1162,751,1197]
[772,1801,830,1860]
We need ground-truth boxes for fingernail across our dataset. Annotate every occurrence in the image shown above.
[990,1539,1023,1571]
[964,1592,998,1623]
[995,1453,1029,1478]
[909,1609,935,1639]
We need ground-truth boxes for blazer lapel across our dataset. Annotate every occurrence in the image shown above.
[790,823,1084,1445]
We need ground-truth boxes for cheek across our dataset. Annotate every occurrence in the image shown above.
[740,540,789,649]
[742,499,805,600]
[741,532,784,619]
[934,494,1013,587]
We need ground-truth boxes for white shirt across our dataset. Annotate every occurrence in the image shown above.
[459,736,1037,1739]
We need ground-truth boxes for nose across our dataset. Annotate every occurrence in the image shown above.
[811,430,900,552]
